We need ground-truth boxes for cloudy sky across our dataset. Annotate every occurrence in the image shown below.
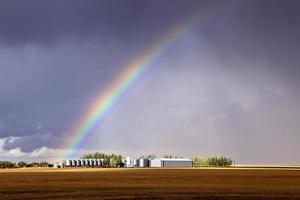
[0,0,299,164]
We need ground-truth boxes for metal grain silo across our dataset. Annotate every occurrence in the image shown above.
[94,159,99,166]
[137,157,150,167]
[72,160,77,167]
[66,160,72,167]
[81,159,85,166]
[96,159,101,166]
[85,159,90,166]
[126,157,131,167]
[59,162,64,168]
[77,160,81,166]
[90,159,94,166]
[133,159,137,167]
[53,163,59,168]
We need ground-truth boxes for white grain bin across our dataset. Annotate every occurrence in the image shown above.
[93,159,97,166]
[90,159,94,166]
[59,162,64,168]
[53,163,59,168]
[138,158,150,167]
[96,159,101,166]
[81,159,85,166]
[126,157,131,167]
[72,160,77,167]
[133,159,137,167]
[85,159,90,166]
[77,160,81,166]
[66,160,72,167]
[94,159,99,166]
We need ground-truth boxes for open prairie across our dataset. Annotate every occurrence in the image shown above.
[0,168,299,199]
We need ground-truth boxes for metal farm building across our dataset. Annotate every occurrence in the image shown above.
[150,158,193,168]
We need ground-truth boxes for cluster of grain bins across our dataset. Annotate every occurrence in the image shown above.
[126,157,137,167]
[150,158,193,168]
[126,157,150,167]
[57,157,193,168]
[65,159,103,167]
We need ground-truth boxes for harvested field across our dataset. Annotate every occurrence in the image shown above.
[0,168,299,199]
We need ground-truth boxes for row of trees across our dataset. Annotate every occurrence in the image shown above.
[80,152,124,167]
[192,156,233,167]
[0,161,49,168]
[0,161,17,168]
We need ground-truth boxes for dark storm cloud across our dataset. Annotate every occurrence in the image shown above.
[0,0,200,46]
[199,0,300,85]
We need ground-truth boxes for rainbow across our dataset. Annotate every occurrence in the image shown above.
[60,9,204,160]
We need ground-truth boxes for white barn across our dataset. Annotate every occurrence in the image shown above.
[150,158,193,168]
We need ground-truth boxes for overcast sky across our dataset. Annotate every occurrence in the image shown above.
[0,0,299,164]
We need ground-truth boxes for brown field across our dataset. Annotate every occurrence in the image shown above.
[0,168,300,199]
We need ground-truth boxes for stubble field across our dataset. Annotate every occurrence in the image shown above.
[0,168,299,199]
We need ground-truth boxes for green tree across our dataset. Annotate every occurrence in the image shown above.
[192,157,209,167]
[17,161,27,168]
[192,156,232,167]
[38,161,49,167]
[0,161,17,168]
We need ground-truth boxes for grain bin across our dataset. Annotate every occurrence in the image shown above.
[94,159,99,166]
[126,157,131,167]
[66,160,72,167]
[72,160,77,167]
[96,159,101,166]
[59,162,64,168]
[133,159,137,167]
[81,159,86,166]
[93,159,97,166]
[138,157,150,167]
[90,159,94,166]
[85,159,90,166]
[53,163,59,168]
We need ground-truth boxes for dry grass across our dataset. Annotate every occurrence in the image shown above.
[0,168,299,199]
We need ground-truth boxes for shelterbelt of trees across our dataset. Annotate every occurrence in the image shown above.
[192,156,233,167]
[0,161,49,168]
